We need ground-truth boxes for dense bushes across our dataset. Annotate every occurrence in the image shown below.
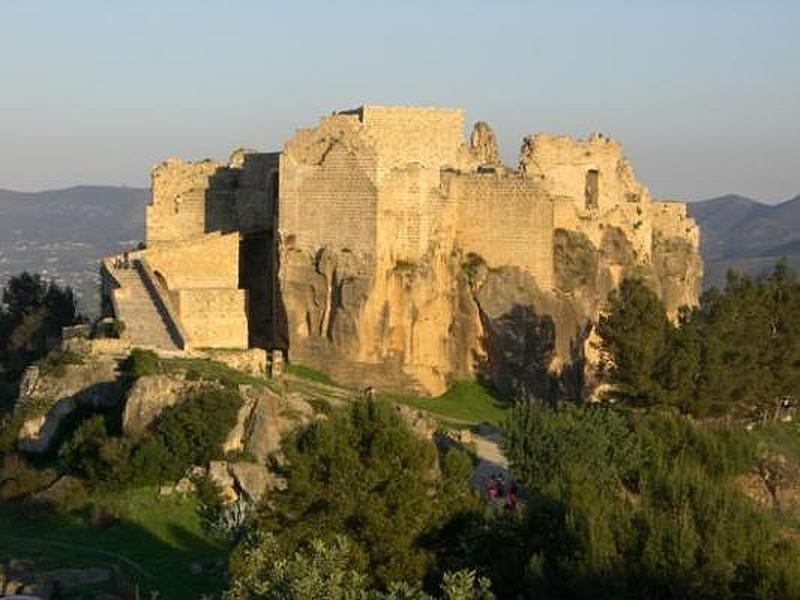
[226,532,494,600]
[598,261,800,414]
[237,398,479,590]
[59,386,242,486]
[0,453,57,502]
[143,387,242,480]
[501,402,800,599]
[38,349,84,377]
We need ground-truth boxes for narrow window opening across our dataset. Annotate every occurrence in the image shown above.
[585,169,599,209]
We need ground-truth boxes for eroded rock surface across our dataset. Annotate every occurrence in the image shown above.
[122,374,211,435]
[16,359,123,453]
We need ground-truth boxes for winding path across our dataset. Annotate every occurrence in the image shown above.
[468,423,512,495]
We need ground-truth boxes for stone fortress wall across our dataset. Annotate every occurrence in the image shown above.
[108,105,702,396]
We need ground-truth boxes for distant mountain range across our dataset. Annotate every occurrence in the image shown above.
[0,186,148,313]
[1,186,798,313]
[688,193,800,289]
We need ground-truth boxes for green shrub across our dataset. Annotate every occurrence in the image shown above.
[123,348,160,378]
[58,413,135,485]
[131,387,242,484]
[38,349,84,377]
[250,398,479,589]
[59,414,111,480]
[502,403,800,598]
[0,454,57,501]
[226,532,494,600]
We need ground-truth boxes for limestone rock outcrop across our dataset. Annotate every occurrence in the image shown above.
[207,459,284,504]
[239,386,314,463]
[122,374,210,435]
[16,359,123,453]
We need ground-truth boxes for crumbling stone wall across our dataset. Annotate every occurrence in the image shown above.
[146,149,278,246]
[146,158,224,244]
[140,232,248,348]
[120,105,702,396]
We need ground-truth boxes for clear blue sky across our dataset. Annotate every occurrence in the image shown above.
[1,0,798,202]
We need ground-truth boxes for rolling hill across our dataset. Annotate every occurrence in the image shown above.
[688,193,800,288]
[0,186,148,313]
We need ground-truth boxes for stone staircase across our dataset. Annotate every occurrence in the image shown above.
[111,263,182,350]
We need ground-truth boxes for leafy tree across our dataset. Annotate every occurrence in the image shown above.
[0,272,78,380]
[502,402,800,599]
[655,311,704,413]
[598,262,800,415]
[596,278,673,405]
[247,399,479,590]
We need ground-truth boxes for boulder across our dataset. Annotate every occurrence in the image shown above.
[395,404,436,440]
[122,375,209,435]
[174,477,195,495]
[207,460,279,503]
[16,359,122,453]
[229,462,277,503]
[158,477,195,497]
[736,452,800,519]
[244,386,313,463]
[207,460,234,489]
[222,392,256,454]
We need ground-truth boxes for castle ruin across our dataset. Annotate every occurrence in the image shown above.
[102,106,702,396]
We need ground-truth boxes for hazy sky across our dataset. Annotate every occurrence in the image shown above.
[1,0,798,202]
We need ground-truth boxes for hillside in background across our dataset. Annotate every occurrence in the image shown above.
[1,186,799,312]
[689,193,800,288]
[0,186,148,313]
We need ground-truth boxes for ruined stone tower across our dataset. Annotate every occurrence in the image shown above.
[102,105,702,396]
